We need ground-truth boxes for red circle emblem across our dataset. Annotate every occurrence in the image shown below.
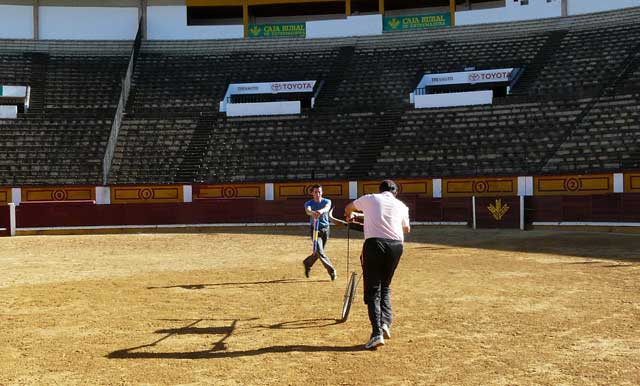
[474,181,488,193]
[223,187,238,198]
[52,190,68,201]
[140,189,153,200]
[565,178,580,192]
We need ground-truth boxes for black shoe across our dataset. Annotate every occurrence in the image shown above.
[304,262,310,278]
[330,271,337,281]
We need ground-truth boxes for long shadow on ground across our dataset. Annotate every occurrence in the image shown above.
[106,317,365,360]
[147,278,328,290]
[107,343,366,359]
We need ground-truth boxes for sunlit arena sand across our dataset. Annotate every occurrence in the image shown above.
[1,227,639,385]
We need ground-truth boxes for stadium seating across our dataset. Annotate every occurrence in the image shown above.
[0,42,130,184]
[126,49,338,115]
[44,55,129,114]
[0,117,112,185]
[518,24,640,97]
[370,97,583,178]
[0,53,31,85]
[108,116,200,183]
[0,7,639,186]
[542,93,640,173]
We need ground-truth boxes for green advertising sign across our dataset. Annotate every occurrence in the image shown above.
[383,13,451,32]
[248,23,306,38]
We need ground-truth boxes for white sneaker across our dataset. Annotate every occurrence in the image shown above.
[364,335,385,350]
[381,324,391,339]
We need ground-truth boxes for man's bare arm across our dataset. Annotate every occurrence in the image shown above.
[305,205,314,216]
[344,201,359,221]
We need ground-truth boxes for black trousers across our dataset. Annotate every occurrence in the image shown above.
[303,227,335,274]
[361,237,403,338]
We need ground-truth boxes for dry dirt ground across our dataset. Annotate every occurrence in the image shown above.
[1,227,639,386]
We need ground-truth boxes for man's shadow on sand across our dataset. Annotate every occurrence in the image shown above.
[106,317,366,360]
[146,278,329,290]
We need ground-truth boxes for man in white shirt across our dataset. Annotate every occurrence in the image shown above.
[344,179,410,350]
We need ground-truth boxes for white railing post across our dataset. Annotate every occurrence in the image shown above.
[472,196,477,230]
[265,183,274,200]
[520,195,525,231]
[9,203,16,237]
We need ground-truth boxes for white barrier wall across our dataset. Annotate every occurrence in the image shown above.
[415,90,493,109]
[517,176,534,196]
[568,0,640,15]
[306,14,382,38]
[456,0,561,25]
[95,186,111,205]
[226,101,301,117]
[1,86,27,97]
[147,6,244,40]
[614,173,624,193]
[0,106,18,119]
[0,5,33,39]
[40,7,138,40]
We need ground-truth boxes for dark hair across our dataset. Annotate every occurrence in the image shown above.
[379,179,398,193]
[311,184,322,190]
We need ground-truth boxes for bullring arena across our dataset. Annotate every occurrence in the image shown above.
[2,226,639,385]
[2,0,640,384]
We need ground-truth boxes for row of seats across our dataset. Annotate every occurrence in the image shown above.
[524,23,640,96]
[0,7,639,185]
[127,50,337,114]
[125,21,638,113]
[108,117,200,183]
[370,99,583,178]
[542,93,640,173]
[0,52,129,113]
[0,118,111,185]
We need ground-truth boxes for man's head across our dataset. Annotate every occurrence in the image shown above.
[379,179,398,196]
[311,184,323,201]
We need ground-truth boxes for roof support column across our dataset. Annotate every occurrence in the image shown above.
[33,0,39,40]
[243,0,249,38]
[450,0,456,26]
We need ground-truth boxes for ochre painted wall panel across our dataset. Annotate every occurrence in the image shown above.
[111,185,183,204]
[195,184,264,199]
[625,173,640,193]
[0,188,10,205]
[443,177,517,197]
[534,174,612,196]
[22,186,95,202]
[275,181,348,200]
[359,179,432,197]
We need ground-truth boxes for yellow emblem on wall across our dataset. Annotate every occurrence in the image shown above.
[488,199,510,221]
[250,26,261,36]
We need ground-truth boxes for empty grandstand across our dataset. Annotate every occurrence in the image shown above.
[0,1,639,234]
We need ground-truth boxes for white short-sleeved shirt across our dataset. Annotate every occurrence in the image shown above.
[352,191,410,242]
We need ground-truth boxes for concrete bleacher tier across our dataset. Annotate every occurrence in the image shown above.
[0,117,112,185]
[371,98,584,178]
[127,49,338,115]
[44,55,129,113]
[542,93,640,173]
[0,7,639,186]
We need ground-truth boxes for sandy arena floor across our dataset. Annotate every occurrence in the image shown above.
[1,227,639,386]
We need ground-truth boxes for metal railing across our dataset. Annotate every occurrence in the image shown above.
[102,19,143,185]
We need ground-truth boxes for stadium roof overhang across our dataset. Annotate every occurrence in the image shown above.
[187,0,343,6]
